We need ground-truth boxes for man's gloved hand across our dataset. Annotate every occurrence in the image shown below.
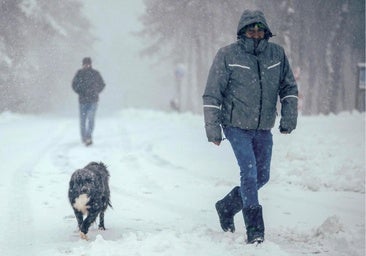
[279,126,291,134]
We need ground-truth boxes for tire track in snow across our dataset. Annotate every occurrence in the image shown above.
[0,121,72,255]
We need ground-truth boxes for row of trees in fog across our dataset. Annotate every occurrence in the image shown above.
[0,0,364,115]
[0,0,93,112]
[139,0,365,115]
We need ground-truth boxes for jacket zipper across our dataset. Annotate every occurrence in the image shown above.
[256,57,263,129]
[230,102,234,123]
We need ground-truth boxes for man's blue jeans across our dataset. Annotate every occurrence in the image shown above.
[79,102,97,142]
[223,127,273,208]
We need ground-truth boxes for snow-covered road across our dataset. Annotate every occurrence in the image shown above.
[0,110,364,256]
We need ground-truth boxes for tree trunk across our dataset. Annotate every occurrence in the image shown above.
[330,1,349,113]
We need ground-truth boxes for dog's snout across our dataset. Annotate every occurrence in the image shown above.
[81,187,89,194]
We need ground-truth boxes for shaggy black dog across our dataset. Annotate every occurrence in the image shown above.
[68,162,112,240]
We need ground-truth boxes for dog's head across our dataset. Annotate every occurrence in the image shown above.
[69,168,98,196]
[84,161,110,177]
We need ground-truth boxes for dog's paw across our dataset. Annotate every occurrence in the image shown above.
[80,232,89,240]
[98,226,106,231]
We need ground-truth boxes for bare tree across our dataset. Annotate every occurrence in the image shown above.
[0,0,94,113]
[322,0,350,114]
[139,0,247,113]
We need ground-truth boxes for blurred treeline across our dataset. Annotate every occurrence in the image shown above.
[0,0,93,113]
[139,0,365,115]
[1,0,364,115]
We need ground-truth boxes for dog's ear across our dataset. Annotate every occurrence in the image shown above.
[99,162,107,169]
[69,180,74,188]
[86,162,98,168]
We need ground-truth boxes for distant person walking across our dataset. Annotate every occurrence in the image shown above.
[72,57,105,146]
[203,10,298,244]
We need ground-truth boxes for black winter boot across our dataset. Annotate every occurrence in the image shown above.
[242,205,265,244]
[215,186,243,232]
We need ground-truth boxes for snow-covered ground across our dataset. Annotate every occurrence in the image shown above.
[0,109,364,256]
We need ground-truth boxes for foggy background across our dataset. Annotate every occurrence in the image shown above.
[0,0,365,116]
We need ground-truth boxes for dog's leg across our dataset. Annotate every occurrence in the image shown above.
[80,211,99,239]
[80,232,88,240]
[98,211,105,230]
[73,209,84,229]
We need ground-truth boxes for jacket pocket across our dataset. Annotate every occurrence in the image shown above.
[264,61,282,85]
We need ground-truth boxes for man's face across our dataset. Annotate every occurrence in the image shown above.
[245,23,266,39]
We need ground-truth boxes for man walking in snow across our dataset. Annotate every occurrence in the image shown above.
[203,10,298,244]
[72,57,105,146]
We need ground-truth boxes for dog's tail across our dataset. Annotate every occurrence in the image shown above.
[87,161,112,209]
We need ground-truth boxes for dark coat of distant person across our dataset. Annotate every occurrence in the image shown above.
[72,67,105,104]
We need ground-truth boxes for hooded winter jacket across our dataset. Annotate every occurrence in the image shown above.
[72,67,105,104]
[203,10,298,142]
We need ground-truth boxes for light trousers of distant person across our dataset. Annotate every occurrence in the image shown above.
[223,127,273,208]
[79,102,97,142]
